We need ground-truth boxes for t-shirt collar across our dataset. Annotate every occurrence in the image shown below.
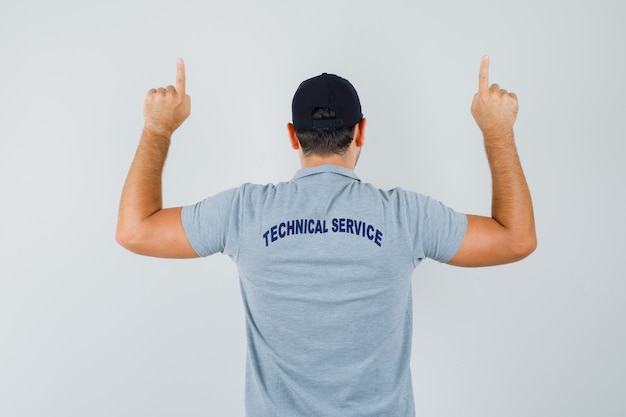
[293,164,361,181]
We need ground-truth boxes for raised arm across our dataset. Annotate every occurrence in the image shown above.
[448,56,536,267]
[116,59,198,258]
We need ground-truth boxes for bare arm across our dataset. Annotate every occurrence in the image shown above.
[448,56,536,267]
[116,59,198,258]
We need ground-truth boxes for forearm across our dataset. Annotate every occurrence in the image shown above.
[484,129,536,252]
[116,129,171,240]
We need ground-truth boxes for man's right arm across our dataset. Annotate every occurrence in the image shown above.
[447,56,536,267]
[116,59,198,259]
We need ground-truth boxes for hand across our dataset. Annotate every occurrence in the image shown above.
[470,55,518,137]
[143,58,191,137]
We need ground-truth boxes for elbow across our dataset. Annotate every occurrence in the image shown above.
[116,224,142,254]
[115,226,132,251]
[511,231,537,261]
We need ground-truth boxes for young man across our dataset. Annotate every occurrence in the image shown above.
[117,56,536,416]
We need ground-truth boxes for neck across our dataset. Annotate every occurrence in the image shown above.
[299,154,355,170]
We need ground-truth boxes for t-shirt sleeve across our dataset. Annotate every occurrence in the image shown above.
[403,191,468,264]
[181,187,240,257]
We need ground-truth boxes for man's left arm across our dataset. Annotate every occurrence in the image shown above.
[116,58,198,258]
[447,56,536,267]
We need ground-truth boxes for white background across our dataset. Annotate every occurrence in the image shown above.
[1,0,625,416]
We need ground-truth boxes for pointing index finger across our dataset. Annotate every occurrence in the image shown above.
[176,58,186,95]
[478,55,489,93]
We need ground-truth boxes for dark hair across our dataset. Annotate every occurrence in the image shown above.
[294,107,356,157]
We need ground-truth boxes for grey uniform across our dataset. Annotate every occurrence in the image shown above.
[182,164,467,417]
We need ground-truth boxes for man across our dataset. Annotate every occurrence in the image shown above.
[117,56,536,416]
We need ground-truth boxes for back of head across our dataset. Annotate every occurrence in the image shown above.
[291,73,363,157]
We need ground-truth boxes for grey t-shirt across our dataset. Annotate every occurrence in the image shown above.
[182,164,467,417]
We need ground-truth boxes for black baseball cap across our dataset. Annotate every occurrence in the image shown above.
[291,73,363,129]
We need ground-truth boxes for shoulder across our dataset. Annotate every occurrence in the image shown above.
[366,184,434,207]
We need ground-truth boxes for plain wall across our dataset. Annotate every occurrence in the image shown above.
[1,0,625,416]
